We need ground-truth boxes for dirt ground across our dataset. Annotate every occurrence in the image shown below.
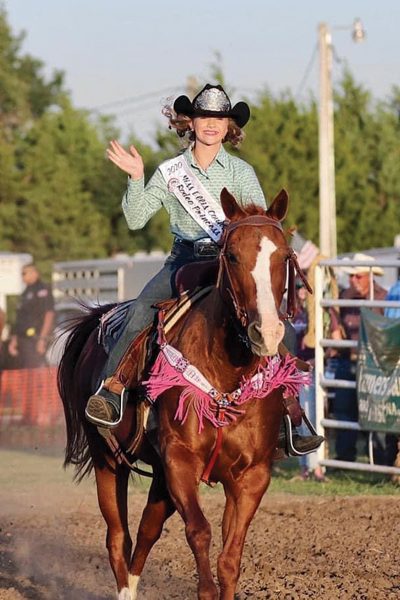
[0,451,399,600]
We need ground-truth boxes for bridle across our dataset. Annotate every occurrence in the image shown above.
[216,215,312,327]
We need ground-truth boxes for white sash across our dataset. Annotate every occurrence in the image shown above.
[159,155,226,242]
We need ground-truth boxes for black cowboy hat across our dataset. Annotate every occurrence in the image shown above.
[174,84,250,128]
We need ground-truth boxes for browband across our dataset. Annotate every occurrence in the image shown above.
[222,215,283,240]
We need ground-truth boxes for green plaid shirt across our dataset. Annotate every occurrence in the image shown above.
[122,145,267,241]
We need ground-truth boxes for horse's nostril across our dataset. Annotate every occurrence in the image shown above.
[248,321,262,344]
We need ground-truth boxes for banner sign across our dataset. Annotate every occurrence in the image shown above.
[357,307,400,433]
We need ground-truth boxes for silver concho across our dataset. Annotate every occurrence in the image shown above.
[194,88,231,112]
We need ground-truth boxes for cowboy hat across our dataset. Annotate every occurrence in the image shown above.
[341,252,384,276]
[173,84,250,128]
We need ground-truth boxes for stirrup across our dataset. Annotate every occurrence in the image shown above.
[84,380,128,428]
[283,413,323,457]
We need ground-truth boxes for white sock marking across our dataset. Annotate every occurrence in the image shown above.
[130,574,140,599]
[118,588,132,600]
[116,575,140,600]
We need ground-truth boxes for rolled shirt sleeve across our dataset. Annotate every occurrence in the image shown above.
[122,169,167,230]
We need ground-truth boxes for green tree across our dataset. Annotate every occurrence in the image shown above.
[334,72,400,251]
[8,100,109,267]
[238,89,319,242]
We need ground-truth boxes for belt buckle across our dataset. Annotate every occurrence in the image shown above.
[193,239,219,259]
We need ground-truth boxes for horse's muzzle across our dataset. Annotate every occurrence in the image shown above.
[247,319,285,356]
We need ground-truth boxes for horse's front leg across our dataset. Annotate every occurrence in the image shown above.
[129,466,176,599]
[164,443,218,600]
[94,461,132,600]
[218,464,271,600]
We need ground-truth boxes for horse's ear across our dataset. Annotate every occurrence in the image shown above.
[266,189,289,222]
[221,188,247,221]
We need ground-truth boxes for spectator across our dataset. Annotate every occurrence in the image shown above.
[384,277,400,319]
[292,281,325,481]
[329,253,386,462]
[8,263,55,368]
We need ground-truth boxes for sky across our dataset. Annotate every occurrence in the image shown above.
[4,0,400,144]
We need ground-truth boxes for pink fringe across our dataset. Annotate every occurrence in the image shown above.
[143,351,311,433]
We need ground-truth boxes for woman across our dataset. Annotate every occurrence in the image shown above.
[86,84,265,425]
[85,84,322,455]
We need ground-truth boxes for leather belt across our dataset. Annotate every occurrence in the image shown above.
[175,237,220,259]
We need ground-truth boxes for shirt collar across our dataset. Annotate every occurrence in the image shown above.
[185,144,228,169]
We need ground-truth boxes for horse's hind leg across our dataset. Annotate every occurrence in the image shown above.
[129,467,175,598]
[94,462,132,599]
[218,465,270,600]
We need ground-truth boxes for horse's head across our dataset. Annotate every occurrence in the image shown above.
[218,188,294,357]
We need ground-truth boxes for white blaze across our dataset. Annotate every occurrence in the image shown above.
[251,236,281,341]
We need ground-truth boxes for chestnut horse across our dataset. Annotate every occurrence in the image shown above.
[59,188,304,600]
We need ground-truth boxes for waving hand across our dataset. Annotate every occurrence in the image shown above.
[106,140,144,180]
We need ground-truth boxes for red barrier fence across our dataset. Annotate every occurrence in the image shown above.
[0,367,63,427]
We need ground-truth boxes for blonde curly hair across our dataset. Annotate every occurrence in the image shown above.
[162,104,245,147]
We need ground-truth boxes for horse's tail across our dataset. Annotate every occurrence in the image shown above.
[57,303,113,480]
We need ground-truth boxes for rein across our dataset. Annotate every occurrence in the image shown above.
[284,248,312,319]
[216,215,312,324]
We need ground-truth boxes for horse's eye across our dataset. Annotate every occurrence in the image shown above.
[227,252,238,264]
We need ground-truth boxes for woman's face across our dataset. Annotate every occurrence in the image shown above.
[191,116,229,146]
[350,272,370,297]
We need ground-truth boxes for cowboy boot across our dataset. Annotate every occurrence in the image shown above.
[277,395,325,456]
[85,325,152,428]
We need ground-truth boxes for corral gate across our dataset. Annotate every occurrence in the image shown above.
[314,257,400,476]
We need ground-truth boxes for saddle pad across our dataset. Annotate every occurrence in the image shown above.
[98,287,213,355]
[99,299,135,354]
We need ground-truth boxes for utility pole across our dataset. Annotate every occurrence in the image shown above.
[318,23,336,258]
[318,19,366,258]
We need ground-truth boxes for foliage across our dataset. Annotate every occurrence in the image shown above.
[334,72,400,252]
[0,7,399,273]
[237,89,319,242]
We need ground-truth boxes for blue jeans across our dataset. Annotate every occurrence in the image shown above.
[103,240,211,376]
[327,358,358,462]
[298,372,317,470]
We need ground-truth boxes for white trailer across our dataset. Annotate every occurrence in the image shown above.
[0,252,33,313]
[52,251,167,306]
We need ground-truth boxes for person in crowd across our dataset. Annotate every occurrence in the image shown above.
[329,253,386,462]
[8,263,55,369]
[292,280,325,481]
[84,83,323,455]
[384,277,400,319]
